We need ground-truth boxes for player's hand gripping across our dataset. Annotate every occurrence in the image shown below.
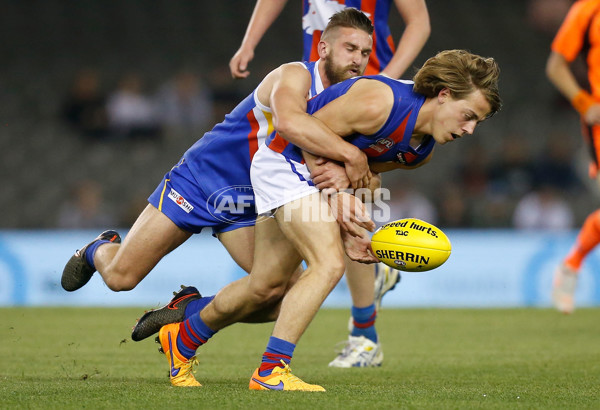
[340,227,379,263]
[310,157,350,192]
[327,191,375,237]
[344,149,371,189]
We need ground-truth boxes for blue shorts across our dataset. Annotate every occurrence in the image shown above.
[148,159,257,235]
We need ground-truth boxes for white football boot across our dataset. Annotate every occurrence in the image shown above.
[328,336,383,368]
[552,264,578,314]
[374,263,401,311]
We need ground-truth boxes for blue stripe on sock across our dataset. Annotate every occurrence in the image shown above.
[187,311,216,341]
[259,336,296,376]
[176,314,218,358]
[265,336,295,357]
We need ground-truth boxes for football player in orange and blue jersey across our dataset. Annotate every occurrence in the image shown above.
[229,0,431,367]
[62,9,375,388]
[181,49,501,391]
[268,76,434,166]
[230,0,430,369]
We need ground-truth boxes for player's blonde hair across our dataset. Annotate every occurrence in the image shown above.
[321,8,374,41]
[413,49,502,118]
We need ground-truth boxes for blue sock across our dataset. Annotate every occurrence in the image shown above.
[84,240,110,270]
[184,295,215,319]
[258,336,296,376]
[350,304,378,343]
[176,312,216,358]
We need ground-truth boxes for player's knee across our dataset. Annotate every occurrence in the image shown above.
[321,255,345,275]
[102,268,140,292]
[313,257,345,289]
[249,283,287,307]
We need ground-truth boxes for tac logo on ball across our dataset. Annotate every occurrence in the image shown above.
[371,218,451,272]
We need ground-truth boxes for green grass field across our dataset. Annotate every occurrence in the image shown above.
[1,307,599,409]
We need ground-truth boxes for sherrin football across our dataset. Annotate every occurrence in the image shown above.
[371,218,451,272]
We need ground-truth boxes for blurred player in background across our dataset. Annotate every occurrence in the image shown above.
[157,49,501,390]
[229,0,431,368]
[547,0,600,314]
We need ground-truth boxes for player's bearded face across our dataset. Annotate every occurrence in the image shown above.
[324,49,364,85]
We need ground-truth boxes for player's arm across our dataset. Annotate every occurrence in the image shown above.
[303,152,350,191]
[546,51,600,125]
[303,147,377,236]
[304,151,383,199]
[311,79,432,176]
[269,64,371,188]
[369,151,433,173]
[312,78,394,140]
[229,0,289,79]
[379,0,430,79]
[546,51,584,105]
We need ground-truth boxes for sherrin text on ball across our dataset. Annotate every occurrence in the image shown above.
[371,218,451,272]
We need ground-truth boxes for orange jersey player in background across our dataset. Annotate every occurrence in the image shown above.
[546,0,600,314]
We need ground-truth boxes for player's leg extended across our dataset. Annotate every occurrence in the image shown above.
[249,193,343,392]
[96,204,192,291]
[61,203,191,292]
[132,225,305,341]
[159,217,302,385]
[553,208,600,314]
[131,225,256,342]
[270,192,346,344]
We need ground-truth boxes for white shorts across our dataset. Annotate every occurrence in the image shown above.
[251,144,319,214]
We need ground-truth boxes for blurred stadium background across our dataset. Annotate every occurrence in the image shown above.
[1,0,599,308]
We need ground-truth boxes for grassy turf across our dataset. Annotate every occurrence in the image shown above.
[1,307,598,409]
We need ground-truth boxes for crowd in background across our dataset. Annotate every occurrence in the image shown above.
[56,66,586,232]
[61,68,215,142]
[0,0,595,231]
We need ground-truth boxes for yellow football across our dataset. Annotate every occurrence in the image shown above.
[371,218,451,272]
